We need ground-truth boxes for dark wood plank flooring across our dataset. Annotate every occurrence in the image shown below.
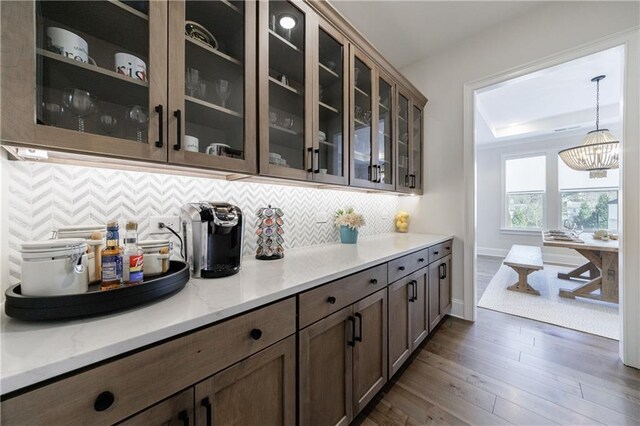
[361,256,639,425]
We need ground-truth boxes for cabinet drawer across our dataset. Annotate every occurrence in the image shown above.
[429,240,452,263]
[388,248,429,283]
[298,264,387,329]
[1,298,295,426]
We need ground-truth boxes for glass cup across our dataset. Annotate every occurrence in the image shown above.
[42,102,65,127]
[215,79,232,108]
[186,68,199,97]
[99,113,118,136]
[126,105,148,143]
[62,89,97,133]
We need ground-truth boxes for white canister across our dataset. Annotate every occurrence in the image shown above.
[115,52,147,82]
[46,27,92,64]
[20,239,89,296]
[139,240,172,277]
[54,224,105,283]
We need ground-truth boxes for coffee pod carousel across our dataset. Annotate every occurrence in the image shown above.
[256,205,284,260]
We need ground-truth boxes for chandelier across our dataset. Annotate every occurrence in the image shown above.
[558,75,619,178]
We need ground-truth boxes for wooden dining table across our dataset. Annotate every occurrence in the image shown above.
[542,232,619,303]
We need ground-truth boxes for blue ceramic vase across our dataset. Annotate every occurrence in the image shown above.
[339,226,358,244]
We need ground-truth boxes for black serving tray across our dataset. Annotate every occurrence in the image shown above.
[4,261,190,321]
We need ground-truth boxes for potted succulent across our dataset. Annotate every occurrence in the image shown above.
[334,208,365,244]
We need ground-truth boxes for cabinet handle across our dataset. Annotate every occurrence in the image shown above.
[347,316,356,346]
[154,105,163,147]
[201,397,212,426]
[368,164,373,182]
[398,266,405,271]
[444,263,448,279]
[413,280,418,301]
[250,328,262,340]
[439,263,445,280]
[94,391,115,412]
[408,280,415,302]
[377,165,382,183]
[178,409,190,426]
[173,109,182,151]
[404,174,409,187]
[307,147,313,172]
[327,296,336,304]
[418,257,425,263]
[314,149,320,173]
[370,278,378,285]
[354,312,363,342]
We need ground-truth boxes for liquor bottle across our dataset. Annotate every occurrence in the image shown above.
[123,220,144,285]
[101,221,123,290]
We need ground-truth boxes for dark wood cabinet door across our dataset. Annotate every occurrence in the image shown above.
[168,0,257,173]
[195,335,296,426]
[410,269,429,351]
[2,0,168,162]
[387,277,411,377]
[352,289,387,414]
[299,305,354,426]
[119,388,194,426]
[428,260,441,332]
[439,255,452,314]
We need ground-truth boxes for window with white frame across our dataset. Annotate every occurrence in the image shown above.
[504,154,546,229]
[558,159,619,231]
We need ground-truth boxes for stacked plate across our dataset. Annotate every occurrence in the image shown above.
[269,152,289,167]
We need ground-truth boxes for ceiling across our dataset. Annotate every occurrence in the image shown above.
[330,1,543,69]
[475,46,625,146]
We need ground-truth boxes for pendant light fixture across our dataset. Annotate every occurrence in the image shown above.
[558,75,619,178]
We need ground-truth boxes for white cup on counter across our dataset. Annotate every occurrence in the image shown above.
[184,135,199,152]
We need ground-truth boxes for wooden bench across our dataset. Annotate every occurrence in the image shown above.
[503,245,544,296]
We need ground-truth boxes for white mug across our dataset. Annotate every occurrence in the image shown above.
[206,143,230,156]
[115,52,147,82]
[184,135,199,152]
[46,27,95,65]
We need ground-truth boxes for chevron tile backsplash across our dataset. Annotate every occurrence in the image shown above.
[3,161,399,291]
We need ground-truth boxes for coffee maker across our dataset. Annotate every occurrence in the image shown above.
[181,202,244,278]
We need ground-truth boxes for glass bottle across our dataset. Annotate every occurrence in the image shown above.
[101,221,123,290]
[123,220,144,286]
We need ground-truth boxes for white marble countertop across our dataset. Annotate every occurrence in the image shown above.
[0,232,451,395]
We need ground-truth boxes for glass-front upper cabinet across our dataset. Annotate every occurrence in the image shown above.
[411,105,423,193]
[374,73,394,190]
[313,21,348,185]
[396,91,411,192]
[168,0,256,173]
[350,48,375,188]
[1,1,167,161]
[258,0,312,180]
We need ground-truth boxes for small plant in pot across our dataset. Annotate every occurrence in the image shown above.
[335,208,365,244]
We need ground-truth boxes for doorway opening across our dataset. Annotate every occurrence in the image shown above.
[472,46,624,340]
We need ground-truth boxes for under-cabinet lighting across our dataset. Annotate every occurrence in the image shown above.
[15,147,48,161]
[279,14,297,30]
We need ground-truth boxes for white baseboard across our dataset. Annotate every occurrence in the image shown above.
[477,246,582,266]
[450,298,465,319]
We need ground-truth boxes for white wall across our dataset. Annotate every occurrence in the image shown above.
[397,1,640,319]
[476,129,621,265]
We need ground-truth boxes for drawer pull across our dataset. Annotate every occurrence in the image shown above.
[250,328,263,340]
[418,258,425,262]
[434,251,439,255]
[154,104,163,147]
[370,278,378,285]
[94,391,115,412]
[446,247,450,250]
[398,266,406,271]
[201,397,212,426]
[178,409,190,426]
[347,316,356,346]
[327,296,336,304]
[355,312,363,342]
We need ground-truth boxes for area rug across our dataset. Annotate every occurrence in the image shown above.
[478,264,619,340]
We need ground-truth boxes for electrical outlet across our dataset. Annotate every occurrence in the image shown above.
[315,212,328,223]
[149,216,180,235]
